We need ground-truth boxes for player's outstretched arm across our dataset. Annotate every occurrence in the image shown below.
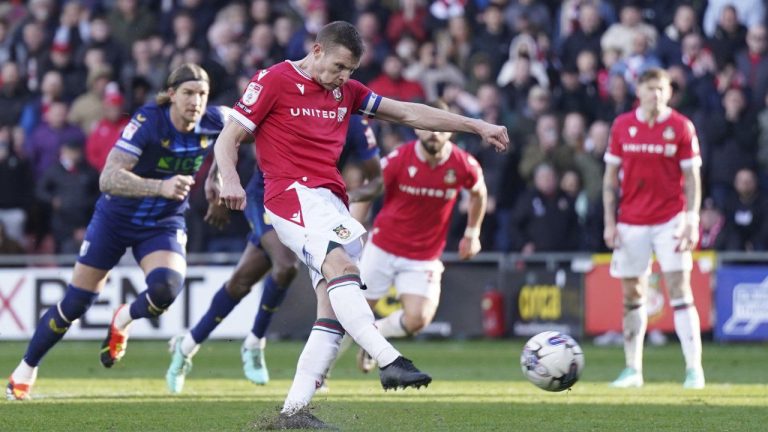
[99,148,194,200]
[214,121,250,210]
[375,97,509,152]
[458,180,488,260]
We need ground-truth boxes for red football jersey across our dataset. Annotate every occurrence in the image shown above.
[371,140,483,260]
[230,61,382,204]
[605,108,702,225]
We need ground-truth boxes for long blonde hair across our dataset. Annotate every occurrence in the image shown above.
[155,63,210,106]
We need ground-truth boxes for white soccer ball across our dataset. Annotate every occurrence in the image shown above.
[520,331,585,392]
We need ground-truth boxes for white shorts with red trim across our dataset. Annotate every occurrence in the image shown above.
[359,241,444,303]
[610,212,692,278]
[265,182,366,288]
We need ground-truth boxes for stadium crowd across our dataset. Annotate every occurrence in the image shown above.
[0,0,767,256]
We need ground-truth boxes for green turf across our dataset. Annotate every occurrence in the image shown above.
[1,339,767,431]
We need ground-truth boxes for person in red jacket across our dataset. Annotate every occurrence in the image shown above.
[85,86,129,172]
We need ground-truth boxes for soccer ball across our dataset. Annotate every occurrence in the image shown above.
[520,331,584,392]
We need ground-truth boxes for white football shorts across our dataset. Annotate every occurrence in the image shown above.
[610,212,692,278]
[265,183,366,288]
[359,241,444,303]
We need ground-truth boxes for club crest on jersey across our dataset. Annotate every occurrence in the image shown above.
[629,126,637,137]
[200,135,209,149]
[337,107,347,123]
[444,169,457,185]
[333,224,351,240]
[333,87,342,101]
[136,113,146,122]
[161,138,170,148]
[242,82,263,106]
[663,126,675,141]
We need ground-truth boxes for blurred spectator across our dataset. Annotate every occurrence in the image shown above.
[356,11,389,66]
[0,126,33,245]
[12,21,48,93]
[655,4,697,67]
[701,87,758,209]
[703,0,765,38]
[242,23,281,73]
[698,198,724,250]
[385,0,429,46]
[0,62,29,128]
[503,0,551,35]
[82,14,126,76]
[609,32,662,92]
[736,25,768,111]
[600,2,657,59]
[19,69,63,137]
[758,93,768,190]
[559,2,605,70]
[42,40,86,101]
[597,74,633,122]
[168,9,207,57]
[121,38,165,96]
[708,4,747,67]
[718,168,768,251]
[519,113,574,182]
[470,3,511,75]
[509,163,580,253]
[0,18,14,66]
[85,85,129,172]
[398,38,464,101]
[560,168,588,228]
[680,33,716,79]
[286,0,328,60]
[440,15,472,72]
[497,34,549,91]
[68,64,113,134]
[0,221,25,256]
[35,139,99,254]
[464,52,494,95]
[552,65,594,120]
[107,0,157,52]
[563,112,603,202]
[25,101,85,178]
[52,0,89,57]
[369,54,426,102]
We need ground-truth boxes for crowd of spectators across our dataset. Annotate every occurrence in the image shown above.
[0,0,767,256]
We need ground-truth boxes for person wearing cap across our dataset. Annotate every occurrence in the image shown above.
[85,84,129,171]
[6,64,228,401]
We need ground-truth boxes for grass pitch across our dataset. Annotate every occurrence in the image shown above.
[1,339,766,431]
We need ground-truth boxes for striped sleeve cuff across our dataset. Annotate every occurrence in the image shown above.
[229,110,256,133]
[603,152,621,165]
[680,156,702,169]
[115,140,142,157]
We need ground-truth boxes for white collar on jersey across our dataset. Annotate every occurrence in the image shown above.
[634,107,672,123]
[286,60,313,81]
[415,140,453,166]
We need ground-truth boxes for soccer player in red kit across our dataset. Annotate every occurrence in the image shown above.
[355,101,487,371]
[603,68,705,389]
[214,22,508,428]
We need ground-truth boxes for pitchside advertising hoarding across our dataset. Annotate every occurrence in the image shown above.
[584,252,715,335]
[0,267,269,340]
[505,265,584,338]
[715,266,768,341]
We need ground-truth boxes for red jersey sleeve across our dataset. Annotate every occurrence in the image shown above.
[677,117,702,169]
[346,79,382,118]
[463,153,484,191]
[380,146,403,188]
[604,117,624,166]
[229,69,280,133]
